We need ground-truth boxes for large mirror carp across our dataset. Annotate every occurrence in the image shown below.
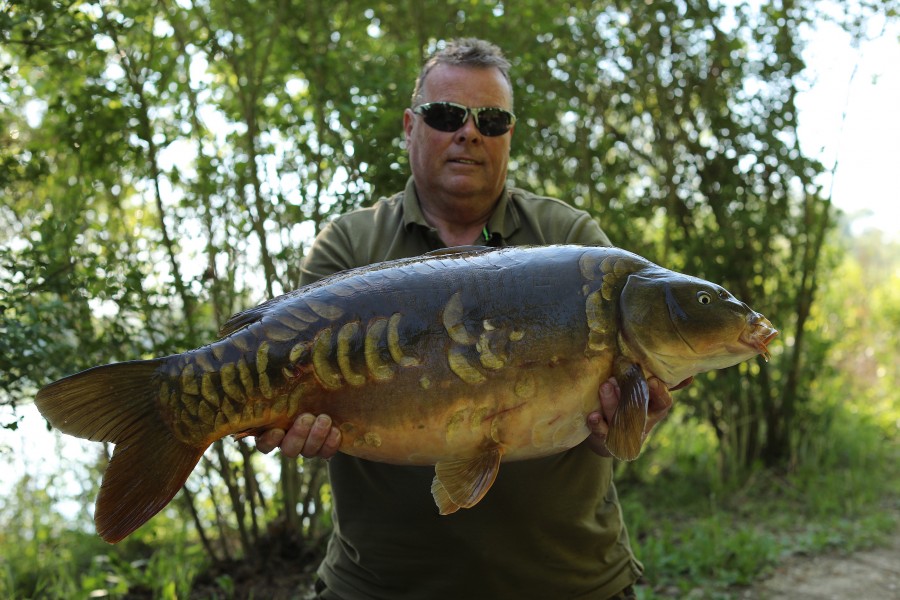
[35,245,777,543]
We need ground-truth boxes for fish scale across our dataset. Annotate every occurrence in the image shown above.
[34,245,777,542]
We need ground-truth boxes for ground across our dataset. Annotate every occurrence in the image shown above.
[742,534,900,600]
[176,527,900,599]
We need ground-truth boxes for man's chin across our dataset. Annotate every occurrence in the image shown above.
[438,177,501,199]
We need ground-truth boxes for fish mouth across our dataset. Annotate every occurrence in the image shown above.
[740,314,778,362]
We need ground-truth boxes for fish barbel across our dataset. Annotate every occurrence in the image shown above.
[34,245,777,543]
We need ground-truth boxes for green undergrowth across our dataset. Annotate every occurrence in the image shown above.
[0,488,204,600]
[618,408,900,599]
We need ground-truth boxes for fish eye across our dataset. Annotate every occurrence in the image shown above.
[697,291,713,305]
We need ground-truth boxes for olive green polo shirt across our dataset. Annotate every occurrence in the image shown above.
[301,178,642,600]
[299,177,612,283]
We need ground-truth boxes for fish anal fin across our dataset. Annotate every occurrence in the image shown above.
[432,446,503,514]
[605,360,649,461]
[96,428,206,543]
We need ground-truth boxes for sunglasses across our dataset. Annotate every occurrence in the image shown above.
[413,101,517,137]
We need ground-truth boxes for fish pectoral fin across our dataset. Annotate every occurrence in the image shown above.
[432,447,503,515]
[605,360,649,461]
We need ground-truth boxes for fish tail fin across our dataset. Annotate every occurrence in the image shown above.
[95,422,205,543]
[35,360,207,543]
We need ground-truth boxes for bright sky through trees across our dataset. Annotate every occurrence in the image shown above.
[797,10,900,239]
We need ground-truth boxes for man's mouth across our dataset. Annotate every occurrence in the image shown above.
[449,158,480,165]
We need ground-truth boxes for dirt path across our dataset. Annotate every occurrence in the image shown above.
[744,534,900,599]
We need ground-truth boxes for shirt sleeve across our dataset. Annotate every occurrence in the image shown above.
[506,188,614,247]
[298,218,357,286]
[565,211,613,246]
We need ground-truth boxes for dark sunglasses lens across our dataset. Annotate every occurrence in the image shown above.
[421,103,467,132]
[476,108,513,136]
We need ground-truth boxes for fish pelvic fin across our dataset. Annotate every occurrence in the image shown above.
[431,478,461,515]
[432,446,503,515]
[605,360,649,461]
[35,360,206,543]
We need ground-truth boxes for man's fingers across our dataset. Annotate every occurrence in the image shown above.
[584,431,613,457]
[584,379,620,457]
[256,428,286,454]
[320,426,342,460]
[669,376,693,391]
[280,414,314,458]
[281,414,340,459]
[646,378,674,432]
[598,378,619,424]
[587,411,609,437]
[304,414,338,457]
[258,414,342,459]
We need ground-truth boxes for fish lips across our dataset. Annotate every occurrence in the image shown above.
[740,314,779,361]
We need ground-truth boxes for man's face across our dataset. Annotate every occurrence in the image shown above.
[404,64,514,205]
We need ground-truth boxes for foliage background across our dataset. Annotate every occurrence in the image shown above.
[1,0,898,597]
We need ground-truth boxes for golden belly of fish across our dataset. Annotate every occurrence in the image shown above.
[34,245,778,543]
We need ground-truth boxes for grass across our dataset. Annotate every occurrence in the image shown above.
[0,529,205,600]
[0,491,205,600]
[617,409,900,599]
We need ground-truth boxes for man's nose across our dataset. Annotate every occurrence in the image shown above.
[455,114,481,142]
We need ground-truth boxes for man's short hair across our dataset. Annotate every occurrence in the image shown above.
[411,38,513,107]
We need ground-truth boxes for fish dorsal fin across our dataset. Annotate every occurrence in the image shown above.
[218,288,313,337]
[424,245,496,258]
[219,305,265,336]
[431,446,504,515]
[218,247,494,337]
[218,291,304,337]
[219,246,500,337]
[605,359,649,461]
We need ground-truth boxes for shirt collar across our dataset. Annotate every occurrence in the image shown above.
[401,176,521,244]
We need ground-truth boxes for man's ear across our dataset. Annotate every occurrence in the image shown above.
[403,108,415,145]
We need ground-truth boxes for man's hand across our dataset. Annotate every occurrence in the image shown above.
[255,413,342,459]
[585,376,679,457]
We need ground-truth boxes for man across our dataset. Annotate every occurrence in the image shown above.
[257,38,672,599]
